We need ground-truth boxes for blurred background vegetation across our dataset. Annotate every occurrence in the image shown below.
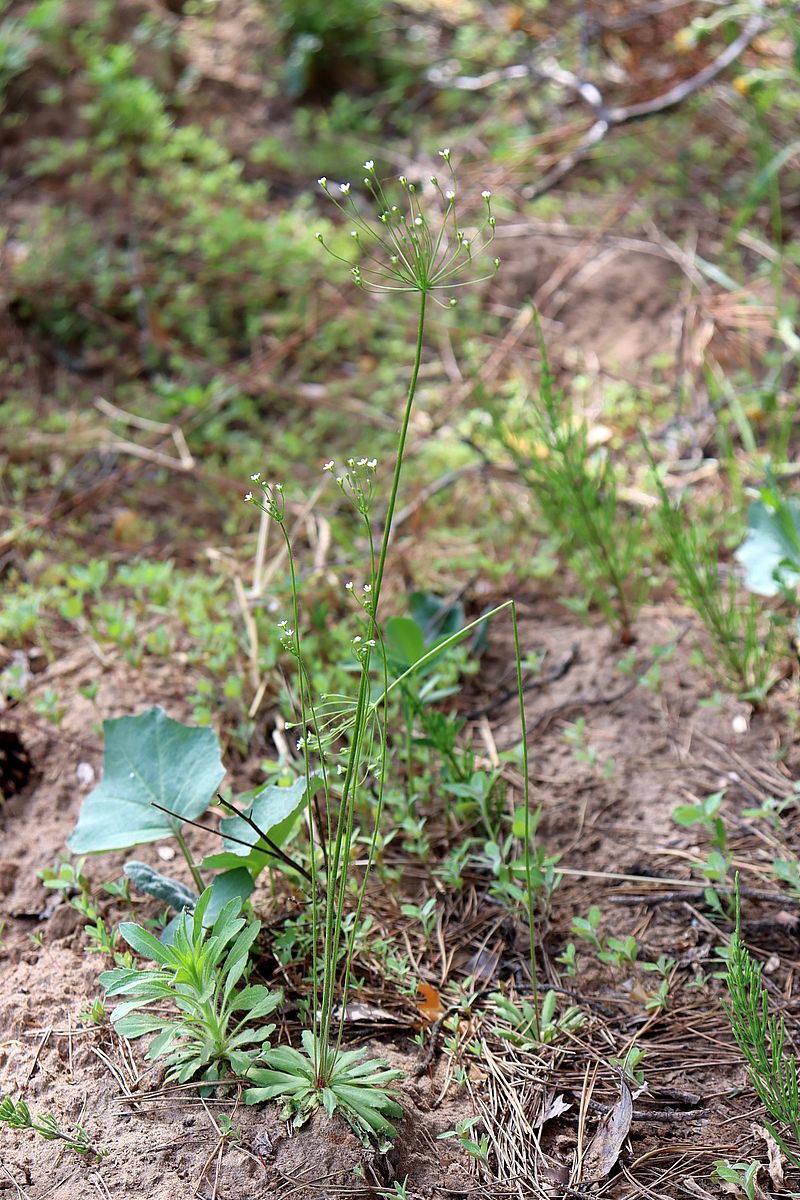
[1,0,798,757]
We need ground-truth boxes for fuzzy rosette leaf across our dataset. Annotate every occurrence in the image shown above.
[100,889,281,1083]
[245,1031,402,1147]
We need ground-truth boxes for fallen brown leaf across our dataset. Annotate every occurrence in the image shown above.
[579,1080,633,1184]
[753,1124,785,1190]
[417,981,445,1024]
[536,1092,572,1129]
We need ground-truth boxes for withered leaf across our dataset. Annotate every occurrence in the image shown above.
[417,981,445,1024]
[753,1123,785,1190]
[579,1080,633,1184]
[536,1093,572,1129]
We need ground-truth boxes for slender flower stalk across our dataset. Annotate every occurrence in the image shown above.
[242,159,535,1133]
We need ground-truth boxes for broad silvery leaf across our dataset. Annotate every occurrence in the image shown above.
[735,498,800,596]
[69,706,224,853]
[220,775,308,854]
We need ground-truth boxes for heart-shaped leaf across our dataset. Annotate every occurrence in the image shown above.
[69,706,225,853]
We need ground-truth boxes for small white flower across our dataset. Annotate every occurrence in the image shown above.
[345,581,354,591]
[429,175,438,185]
[481,190,491,200]
[323,460,334,471]
[277,619,288,628]
[337,763,344,776]
[414,217,423,227]
[350,229,358,238]
[367,459,377,469]
[445,190,455,201]
[315,231,324,241]
[318,177,328,189]
[438,147,450,159]
[366,639,376,647]
[244,491,253,502]
[398,175,407,185]
[353,636,362,644]
[250,471,261,481]
[363,583,372,593]
[363,160,375,171]
[340,182,351,195]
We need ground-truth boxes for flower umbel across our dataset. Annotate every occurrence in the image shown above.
[315,157,499,302]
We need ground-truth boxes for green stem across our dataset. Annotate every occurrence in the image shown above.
[279,521,322,1077]
[319,288,428,1059]
[174,827,205,894]
[511,600,540,1040]
[373,290,427,608]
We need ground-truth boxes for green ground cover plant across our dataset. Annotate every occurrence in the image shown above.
[725,882,800,1168]
[0,1096,104,1159]
[100,887,282,1084]
[8,29,332,370]
[645,438,782,700]
[488,328,647,642]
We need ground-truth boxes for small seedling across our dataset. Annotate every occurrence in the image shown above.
[672,791,734,915]
[571,906,602,951]
[40,860,127,959]
[78,997,107,1026]
[437,1115,490,1163]
[609,1044,647,1087]
[598,935,638,969]
[101,888,282,1083]
[672,790,728,852]
[400,897,438,940]
[31,688,64,726]
[378,1177,411,1200]
[563,719,615,778]
[491,989,584,1048]
[0,1096,104,1158]
[556,942,578,977]
[712,1160,764,1200]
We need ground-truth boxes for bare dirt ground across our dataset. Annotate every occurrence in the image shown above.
[2,596,797,1197]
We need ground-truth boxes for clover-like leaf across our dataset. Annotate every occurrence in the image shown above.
[69,706,224,853]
